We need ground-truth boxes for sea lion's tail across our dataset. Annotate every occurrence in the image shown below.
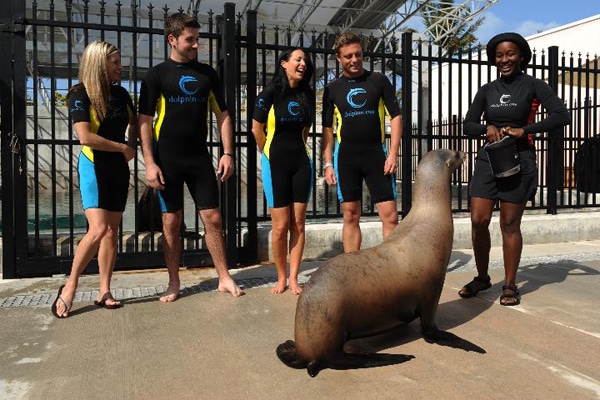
[276,340,309,369]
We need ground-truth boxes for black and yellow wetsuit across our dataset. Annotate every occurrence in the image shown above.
[253,83,313,208]
[138,59,228,211]
[69,83,134,212]
[322,70,401,203]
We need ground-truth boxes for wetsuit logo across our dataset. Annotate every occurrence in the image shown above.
[280,99,303,122]
[256,98,268,111]
[179,75,199,95]
[288,101,300,116]
[168,75,204,104]
[346,88,367,109]
[70,99,85,112]
[490,93,517,108]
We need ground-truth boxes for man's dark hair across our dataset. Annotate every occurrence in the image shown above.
[164,12,200,39]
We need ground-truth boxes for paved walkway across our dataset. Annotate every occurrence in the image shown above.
[1,240,599,399]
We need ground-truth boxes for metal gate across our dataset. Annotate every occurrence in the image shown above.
[1,1,252,277]
[3,0,600,278]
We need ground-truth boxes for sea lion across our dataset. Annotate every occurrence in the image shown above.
[276,149,468,377]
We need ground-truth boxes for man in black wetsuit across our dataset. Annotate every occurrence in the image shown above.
[322,32,402,252]
[138,12,243,301]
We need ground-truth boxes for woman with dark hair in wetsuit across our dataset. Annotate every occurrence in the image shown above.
[252,48,315,294]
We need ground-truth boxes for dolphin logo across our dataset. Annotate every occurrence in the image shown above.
[347,88,367,109]
[288,101,300,116]
[179,75,199,96]
[500,94,511,104]
[71,99,85,112]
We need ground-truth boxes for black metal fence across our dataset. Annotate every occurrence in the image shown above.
[1,0,599,278]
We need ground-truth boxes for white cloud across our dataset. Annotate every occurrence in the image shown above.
[516,21,561,37]
[475,12,504,44]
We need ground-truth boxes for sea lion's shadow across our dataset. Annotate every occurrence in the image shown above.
[343,315,486,357]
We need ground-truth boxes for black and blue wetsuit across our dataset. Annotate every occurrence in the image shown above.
[138,59,228,211]
[322,70,401,203]
[69,84,134,212]
[253,83,314,208]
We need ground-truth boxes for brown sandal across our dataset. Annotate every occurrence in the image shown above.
[458,276,492,298]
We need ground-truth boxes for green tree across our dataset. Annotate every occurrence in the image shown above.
[421,0,484,57]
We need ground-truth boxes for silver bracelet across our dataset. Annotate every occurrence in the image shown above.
[323,162,334,169]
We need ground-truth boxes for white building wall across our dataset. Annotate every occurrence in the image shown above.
[527,14,600,58]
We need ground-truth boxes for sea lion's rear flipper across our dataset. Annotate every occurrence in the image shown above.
[423,328,486,354]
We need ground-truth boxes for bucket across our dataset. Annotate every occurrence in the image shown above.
[485,135,521,178]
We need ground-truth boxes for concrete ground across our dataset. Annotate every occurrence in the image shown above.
[0,240,599,399]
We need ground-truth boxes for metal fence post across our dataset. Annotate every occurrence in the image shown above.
[0,0,16,278]
[245,9,258,263]
[401,31,413,216]
[0,0,27,278]
[547,45,560,215]
[221,3,238,266]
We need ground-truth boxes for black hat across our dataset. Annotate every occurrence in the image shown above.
[486,32,532,67]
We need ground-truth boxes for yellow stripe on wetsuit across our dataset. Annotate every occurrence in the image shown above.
[81,107,101,162]
[263,108,277,159]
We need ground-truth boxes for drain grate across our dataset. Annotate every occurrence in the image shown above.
[0,276,311,308]
[1,251,599,308]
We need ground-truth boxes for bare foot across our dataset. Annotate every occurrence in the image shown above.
[159,284,180,302]
[289,281,303,295]
[217,277,244,297]
[271,278,287,294]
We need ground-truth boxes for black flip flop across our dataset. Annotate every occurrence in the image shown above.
[94,298,122,309]
[51,285,71,318]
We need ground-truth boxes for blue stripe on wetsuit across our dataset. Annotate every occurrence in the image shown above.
[261,152,275,208]
[78,153,99,210]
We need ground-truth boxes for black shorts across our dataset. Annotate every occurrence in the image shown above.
[156,153,219,212]
[333,142,396,203]
[261,151,313,208]
[469,147,537,203]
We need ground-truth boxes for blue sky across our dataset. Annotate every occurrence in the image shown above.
[475,0,600,43]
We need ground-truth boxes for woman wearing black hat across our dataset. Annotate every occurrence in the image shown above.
[459,32,570,306]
